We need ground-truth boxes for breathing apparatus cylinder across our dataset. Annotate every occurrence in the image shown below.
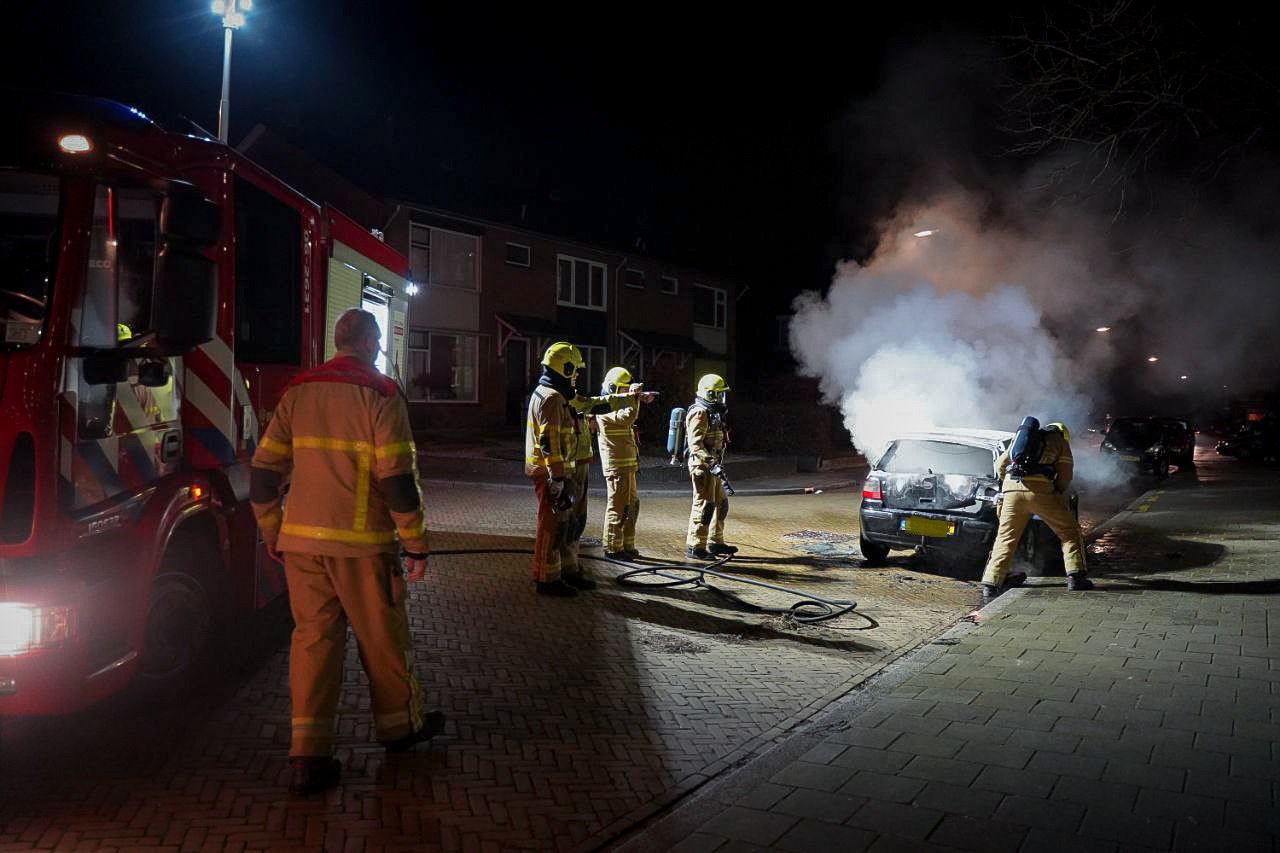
[667,407,686,465]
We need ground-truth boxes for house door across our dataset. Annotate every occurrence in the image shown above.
[505,338,529,427]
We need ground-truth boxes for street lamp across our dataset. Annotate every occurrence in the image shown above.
[1147,356,1159,363]
[211,0,251,143]
[913,229,937,238]
[1095,326,1111,333]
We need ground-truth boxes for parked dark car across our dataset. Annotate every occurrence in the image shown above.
[1216,417,1279,462]
[1153,417,1195,467]
[1101,416,1169,478]
[858,429,1076,574]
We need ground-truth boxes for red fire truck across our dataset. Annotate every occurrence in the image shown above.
[0,91,410,716]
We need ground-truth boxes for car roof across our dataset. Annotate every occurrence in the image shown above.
[891,428,1013,450]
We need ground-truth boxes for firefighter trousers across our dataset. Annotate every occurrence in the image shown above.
[603,468,639,552]
[530,469,574,583]
[982,490,1087,586]
[687,466,727,548]
[563,465,592,578]
[283,551,424,756]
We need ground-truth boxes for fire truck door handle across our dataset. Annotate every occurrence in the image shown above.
[161,430,182,463]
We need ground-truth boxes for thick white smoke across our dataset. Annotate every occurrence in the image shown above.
[791,194,1096,461]
[793,37,1280,480]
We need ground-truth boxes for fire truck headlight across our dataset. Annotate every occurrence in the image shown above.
[57,134,93,155]
[0,604,73,656]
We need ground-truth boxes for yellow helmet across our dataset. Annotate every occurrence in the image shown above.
[541,341,579,380]
[696,373,729,404]
[602,366,632,394]
[116,323,133,342]
[1046,422,1070,443]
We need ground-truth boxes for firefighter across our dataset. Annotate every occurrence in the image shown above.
[982,420,1092,602]
[251,309,443,796]
[685,374,736,560]
[555,348,650,584]
[526,342,589,596]
[596,366,648,558]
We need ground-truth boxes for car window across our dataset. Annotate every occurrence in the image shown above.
[878,440,996,476]
[1106,419,1154,446]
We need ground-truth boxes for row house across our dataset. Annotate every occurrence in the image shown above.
[383,204,738,431]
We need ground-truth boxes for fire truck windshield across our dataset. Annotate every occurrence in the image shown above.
[0,170,60,342]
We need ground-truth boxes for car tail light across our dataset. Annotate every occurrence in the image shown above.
[0,604,74,656]
[862,479,883,501]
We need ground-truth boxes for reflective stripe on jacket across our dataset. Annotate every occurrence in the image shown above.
[686,403,726,469]
[250,357,425,556]
[597,402,639,471]
[525,384,576,475]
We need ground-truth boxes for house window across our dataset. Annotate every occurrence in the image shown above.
[505,242,531,267]
[409,223,430,283]
[624,268,645,289]
[406,330,479,402]
[693,284,727,329]
[578,345,607,396]
[660,275,678,295]
[409,222,479,290]
[556,254,606,310]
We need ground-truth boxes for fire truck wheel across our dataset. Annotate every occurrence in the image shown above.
[136,542,219,694]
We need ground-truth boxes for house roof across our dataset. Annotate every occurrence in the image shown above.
[620,328,707,354]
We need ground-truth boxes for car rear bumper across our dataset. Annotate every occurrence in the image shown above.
[859,506,996,555]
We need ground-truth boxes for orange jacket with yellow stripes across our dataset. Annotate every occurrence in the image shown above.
[250,356,426,557]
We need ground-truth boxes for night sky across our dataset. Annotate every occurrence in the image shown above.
[7,1,992,302]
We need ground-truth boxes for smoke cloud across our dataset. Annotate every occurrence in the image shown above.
[791,38,1280,476]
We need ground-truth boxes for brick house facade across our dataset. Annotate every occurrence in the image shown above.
[383,204,737,433]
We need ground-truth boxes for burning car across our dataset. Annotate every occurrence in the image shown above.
[858,428,1074,573]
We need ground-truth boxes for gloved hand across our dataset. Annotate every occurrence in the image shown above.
[549,477,575,512]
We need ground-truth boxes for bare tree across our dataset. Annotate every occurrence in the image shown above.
[1001,2,1279,211]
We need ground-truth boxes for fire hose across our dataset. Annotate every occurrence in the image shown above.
[427,548,868,625]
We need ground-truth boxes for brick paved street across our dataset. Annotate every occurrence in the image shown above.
[624,450,1280,852]
[0,468,1010,852]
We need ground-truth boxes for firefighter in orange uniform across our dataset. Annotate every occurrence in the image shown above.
[251,309,444,796]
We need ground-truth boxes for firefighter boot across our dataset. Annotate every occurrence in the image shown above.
[384,710,447,753]
[1067,573,1094,591]
[563,573,598,591]
[708,543,738,557]
[289,756,342,795]
[536,579,579,597]
[686,545,712,561]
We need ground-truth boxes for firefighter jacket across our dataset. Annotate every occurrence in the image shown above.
[568,392,634,464]
[686,403,727,469]
[250,356,427,557]
[995,429,1074,496]
[596,398,640,471]
[526,381,576,478]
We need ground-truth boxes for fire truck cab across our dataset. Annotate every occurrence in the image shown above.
[0,91,409,716]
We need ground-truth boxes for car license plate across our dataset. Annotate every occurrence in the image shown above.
[1119,455,1139,462]
[902,517,954,538]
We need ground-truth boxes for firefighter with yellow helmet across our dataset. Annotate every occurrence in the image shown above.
[525,341,584,596]
[982,419,1091,602]
[686,373,736,559]
[526,342,638,595]
[596,366,654,557]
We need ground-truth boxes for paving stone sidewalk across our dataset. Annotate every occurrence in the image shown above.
[623,458,1280,853]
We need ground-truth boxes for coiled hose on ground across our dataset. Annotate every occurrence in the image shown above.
[429,548,871,626]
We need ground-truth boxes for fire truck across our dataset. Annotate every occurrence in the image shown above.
[0,91,410,715]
